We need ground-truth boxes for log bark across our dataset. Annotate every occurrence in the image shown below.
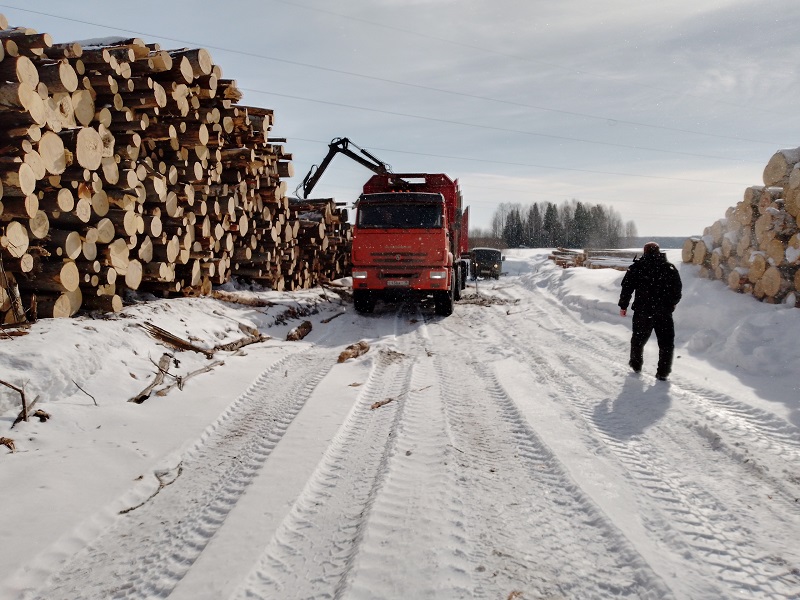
[38,59,79,93]
[24,258,80,292]
[0,162,37,196]
[0,55,40,87]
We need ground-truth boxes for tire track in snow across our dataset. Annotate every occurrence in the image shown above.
[231,321,475,599]
[340,330,474,599]
[228,324,472,599]
[518,290,800,507]
[461,293,800,598]
[27,345,341,600]
[510,274,800,471]
[428,316,674,599]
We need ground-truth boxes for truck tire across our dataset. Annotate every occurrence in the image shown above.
[453,268,461,301]
[434,281,454,316]
[353,290,376,314]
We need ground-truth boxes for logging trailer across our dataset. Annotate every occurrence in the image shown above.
[299,138,470,316]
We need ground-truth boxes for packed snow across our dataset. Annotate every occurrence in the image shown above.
[1,248,798,599]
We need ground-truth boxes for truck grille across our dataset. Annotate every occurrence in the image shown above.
[370,252,428,264]
[381,272,421,279]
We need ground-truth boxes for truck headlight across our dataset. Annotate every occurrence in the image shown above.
[352,271,368,279]
[429,270,447,279]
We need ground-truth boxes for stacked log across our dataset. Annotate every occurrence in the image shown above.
[683,153,800,306]
[0,15,351,323]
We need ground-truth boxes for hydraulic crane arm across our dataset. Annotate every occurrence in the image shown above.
[297,137,391,199]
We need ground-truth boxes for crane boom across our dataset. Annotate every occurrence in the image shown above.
[298,137,391,199]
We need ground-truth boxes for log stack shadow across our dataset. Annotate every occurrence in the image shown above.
[0,14,351,322]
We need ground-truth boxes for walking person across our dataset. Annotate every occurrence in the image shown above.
[618,242,682,380]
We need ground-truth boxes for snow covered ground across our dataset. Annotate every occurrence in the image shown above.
[1,248,799,599]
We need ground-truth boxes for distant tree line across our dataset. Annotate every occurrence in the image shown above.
[470,200,637,249]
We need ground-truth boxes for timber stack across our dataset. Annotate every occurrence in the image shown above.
[0,14,351,323]
[682,148,800,306]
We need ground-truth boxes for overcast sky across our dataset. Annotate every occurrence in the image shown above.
[3,0,800,236]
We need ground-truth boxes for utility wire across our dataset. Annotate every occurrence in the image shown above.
[244,89,749,162]
[286,137,753,187]
[0,3,788,148]
[268,0,797,122]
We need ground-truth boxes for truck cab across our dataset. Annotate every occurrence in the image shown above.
[351,191,455,315]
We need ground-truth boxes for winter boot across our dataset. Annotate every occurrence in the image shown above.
[628,350,644,373]
[629,346,643,373]
[656,347,674,380]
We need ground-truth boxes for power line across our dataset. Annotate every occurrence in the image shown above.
[245,90,749,163]
[268,0,797,123]
[0,3,788,149]
[286,137,753,187]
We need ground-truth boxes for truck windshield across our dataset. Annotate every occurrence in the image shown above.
[358,203,443,229]
[473,249,501,262]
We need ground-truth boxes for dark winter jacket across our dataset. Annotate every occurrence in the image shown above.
[618,252,682,315]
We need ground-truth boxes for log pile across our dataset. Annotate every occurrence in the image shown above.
[548,248,638,271]
[683,149,800,306]
[0,15,351,323]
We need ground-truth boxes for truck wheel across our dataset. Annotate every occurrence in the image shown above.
[434,282,454,316]
[453,269,461,301]
[353,290,375,314]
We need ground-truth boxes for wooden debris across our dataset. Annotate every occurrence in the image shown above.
[548,248,637,271]
[119,463,183,514]
[0,437,16,453]
[32,409,50,422]
[286,320,312,341]
[140,322,213,358]
[210,290,275,308]
[1,379,28,423]
[0,327,29,338]
[370,398,394,410]
[156,359,225,396]
[130,353,172,403]
[212,332,268,353]
[321,310,345,324]
[338,340,370,363]
[72,379,98,406]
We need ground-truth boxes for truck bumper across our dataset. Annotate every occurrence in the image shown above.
[351,267,450,295]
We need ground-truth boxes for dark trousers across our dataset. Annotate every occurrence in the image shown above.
[630,312,675,376]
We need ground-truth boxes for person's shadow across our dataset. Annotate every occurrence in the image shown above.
[592,375,672,441]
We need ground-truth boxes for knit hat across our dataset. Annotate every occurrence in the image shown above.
[643,241,660,255]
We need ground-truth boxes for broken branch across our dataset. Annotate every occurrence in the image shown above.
[129,353,172,404]
[1,379,28,423]
[156,359,226,396]
[119,463,183,514]
[72,379,98,406]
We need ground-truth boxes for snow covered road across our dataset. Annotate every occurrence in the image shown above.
[3,251,800,599]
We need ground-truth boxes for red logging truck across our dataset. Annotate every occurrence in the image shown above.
[298,138,469,315]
